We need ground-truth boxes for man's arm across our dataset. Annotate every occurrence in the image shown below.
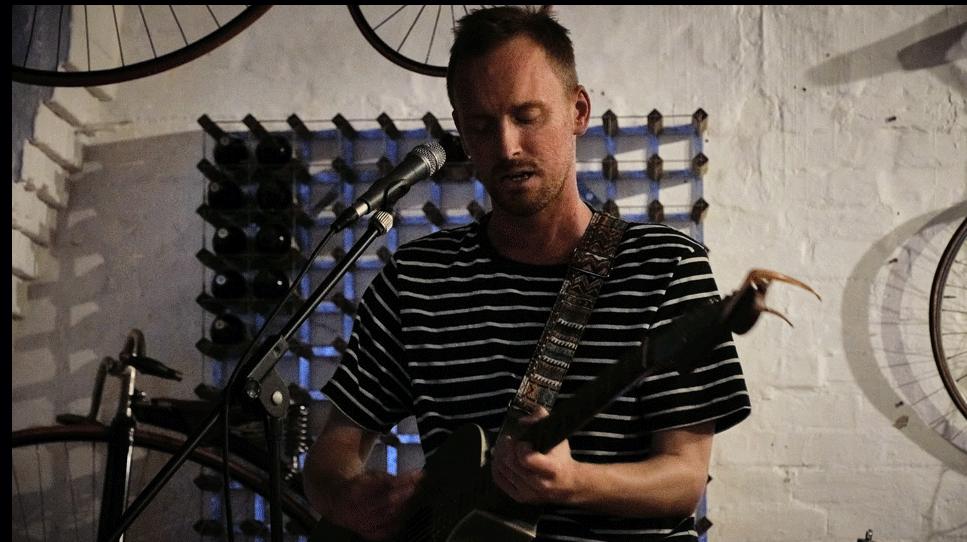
[303,407,378,515]
[491,419,714,518]
[303,407,422,541]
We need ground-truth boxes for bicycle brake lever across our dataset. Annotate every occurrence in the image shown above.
[120,353,183,381]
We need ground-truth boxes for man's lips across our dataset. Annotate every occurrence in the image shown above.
[500,171,535,182]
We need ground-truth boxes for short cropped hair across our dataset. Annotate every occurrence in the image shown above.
[446,6,578,106]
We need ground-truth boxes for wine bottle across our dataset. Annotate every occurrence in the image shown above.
[211,270,247,299]
[208,180,246,211]
[243,114,292,166]
[210,313,247,345]
[253,269,290,300]
[198,115,249,166]
[255,178,293,211]
[212,226,247,255]
[254,221,295,255]
[199,159,246,210]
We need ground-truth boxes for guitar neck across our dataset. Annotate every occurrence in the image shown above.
[521,297,725,454]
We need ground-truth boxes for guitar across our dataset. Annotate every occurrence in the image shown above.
[309,270,818,542]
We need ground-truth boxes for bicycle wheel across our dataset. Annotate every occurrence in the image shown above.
[11,5,271,87]
[11,424,317,541]
[348,5,547,77]
[929,216,967,421]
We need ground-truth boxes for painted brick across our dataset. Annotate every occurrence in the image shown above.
[12,229,37,279]
[20,142,69,209]
[46,86,104,129]
[30,104,82,171]
[12,182,57,246]
[712,501,828,542]
[12,275,26,319]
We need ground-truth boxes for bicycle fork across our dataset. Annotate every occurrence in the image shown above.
[97,364,137,542]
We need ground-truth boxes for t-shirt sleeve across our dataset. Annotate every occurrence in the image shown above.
[635,243,751,434]
[321,260,413,433]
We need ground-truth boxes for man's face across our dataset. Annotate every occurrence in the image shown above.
[451,36,589,218]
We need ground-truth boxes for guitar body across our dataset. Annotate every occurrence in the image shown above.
[309,423,539,542]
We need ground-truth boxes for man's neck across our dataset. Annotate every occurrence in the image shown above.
[487,201,593,265]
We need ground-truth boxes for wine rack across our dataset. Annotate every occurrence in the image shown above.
[196,109,709,474]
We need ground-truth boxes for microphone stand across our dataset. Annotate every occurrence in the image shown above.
[108,209,396,542]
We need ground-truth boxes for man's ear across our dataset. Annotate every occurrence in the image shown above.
[573,85,591,136]
[452,110,471,156]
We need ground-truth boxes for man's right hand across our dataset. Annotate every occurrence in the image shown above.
[328,470,423,541]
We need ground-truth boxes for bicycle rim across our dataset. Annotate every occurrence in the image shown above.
[11,5,271,87]
[929,216,967,421]
[11,424,317,541]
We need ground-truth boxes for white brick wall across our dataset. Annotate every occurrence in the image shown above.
[30,105,83,171]
[12,62,104,320]
[20,142,69,208]
[11,181,57,246]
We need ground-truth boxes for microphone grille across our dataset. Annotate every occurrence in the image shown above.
[414,141,447,174]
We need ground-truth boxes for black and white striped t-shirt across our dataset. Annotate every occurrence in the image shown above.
[322,216,751,541]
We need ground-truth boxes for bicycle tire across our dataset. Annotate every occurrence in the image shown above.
[348,5,547,77]
[11,423,317,541]
[929,216,967,421]
[12,5,271,87]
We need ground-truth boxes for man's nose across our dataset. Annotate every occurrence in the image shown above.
[497,121,522,159]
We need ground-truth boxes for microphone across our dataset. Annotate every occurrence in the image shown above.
[331,142,446,232]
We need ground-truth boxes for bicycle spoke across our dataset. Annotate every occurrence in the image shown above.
[397,5,427,53]
[450,5,456,29]
[170,5,189,47]
[91,441,96,541]
[35,446,49,542]
[373,5,408,32]
[64,442,83,542]
[13,450,30,540]
[56,5,64,72]
[23,5,38,66]
[206,5,221,28]
[112,5,126,66]
[426,5,441,64]
[85,5,91,72]
[139,6,159,59]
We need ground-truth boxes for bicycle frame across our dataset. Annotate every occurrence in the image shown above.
[98,361,137,542]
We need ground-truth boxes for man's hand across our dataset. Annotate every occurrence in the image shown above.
[490,407,582,505]
[329,470,423,541]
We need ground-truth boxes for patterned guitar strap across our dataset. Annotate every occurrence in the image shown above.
[497,210,629,441]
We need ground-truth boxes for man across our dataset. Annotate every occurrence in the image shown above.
[304,6,750,541]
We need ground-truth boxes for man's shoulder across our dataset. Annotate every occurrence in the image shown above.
[393,221,482,262]
[619,221,709,257]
